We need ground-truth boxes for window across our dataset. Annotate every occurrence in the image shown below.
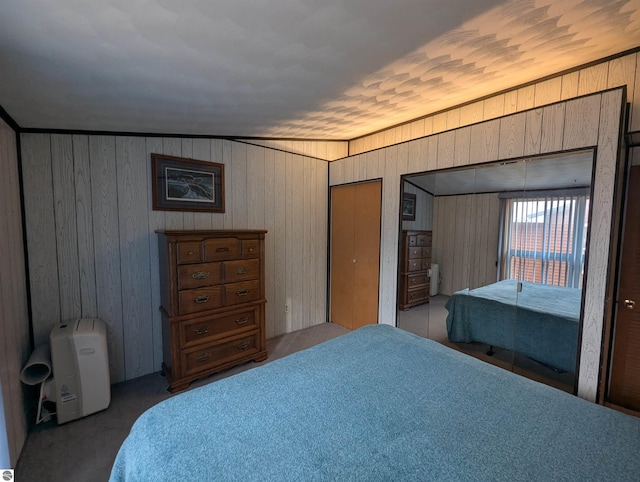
[499,190,589,288]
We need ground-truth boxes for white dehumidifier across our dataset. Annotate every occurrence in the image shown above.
[49,318,111,424]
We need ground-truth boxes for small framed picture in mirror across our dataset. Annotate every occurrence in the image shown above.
[402,192,416,221]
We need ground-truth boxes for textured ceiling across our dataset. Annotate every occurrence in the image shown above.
[1,0,639,139]
[407,150,594,196]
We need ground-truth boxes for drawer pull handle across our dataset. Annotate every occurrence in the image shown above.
[194,295,210,304]
[236,267,248,275]
[192,271,210,279]
[216,247,229,253]
[237,341,250,351]
[195,352,210,362]
[236,289,249,296]
[248,248,254,252]
[236,317,249,325]
[194,326,210,335]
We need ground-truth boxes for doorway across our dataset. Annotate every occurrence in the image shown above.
[330,180,382,330]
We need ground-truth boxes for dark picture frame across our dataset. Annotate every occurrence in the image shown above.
[402,192,416,221]
[151,154,225,212]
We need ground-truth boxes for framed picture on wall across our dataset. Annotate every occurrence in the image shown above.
[151,154,225,212]
[402,192,416,221]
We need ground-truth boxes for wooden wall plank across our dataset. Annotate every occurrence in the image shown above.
[504,90,519,115]
[231,142,249,229]
[483,94,505,120]
[470,119,499,163]
[410,118,426,139]
[116,137,154,379]
[436,130,455,169]
[51,134,82,321]
[89,135,125,383]
[273,152,290,333]
[460,101,484,126]
[21,133,60,345]
[499,112,526,160]
[191,138,214,229]
[145,136,164,372]
[524,108,543,156]
[432,112,447,134]
[454,127,471,167]
[561,72,580,100]
[291,154,305,329]
[161,138,184,230]
[221,140,234,229]
[534,77,562,107]
[72,135,98,317]
[540,103,566,154]
[263,148,277,337]
[578,63,609,96]
[379,147,398,325]
[210,140,225,230]
[446,109,461,130]
[517,85,536,111]
[563,95,601,150]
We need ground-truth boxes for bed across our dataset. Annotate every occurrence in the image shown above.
[110,324,640,481]
[445,279,581,373]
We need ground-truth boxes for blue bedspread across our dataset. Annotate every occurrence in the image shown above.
[446,280,581,372]
[110,325,640,481]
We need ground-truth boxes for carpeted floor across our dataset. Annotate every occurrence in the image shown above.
[14,322,349,482]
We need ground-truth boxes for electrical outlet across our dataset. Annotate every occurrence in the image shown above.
[285,305,290,313]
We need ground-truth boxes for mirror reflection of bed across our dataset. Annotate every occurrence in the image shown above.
[397,150,594,394]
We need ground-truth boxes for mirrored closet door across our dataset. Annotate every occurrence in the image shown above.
[397,150,594,393]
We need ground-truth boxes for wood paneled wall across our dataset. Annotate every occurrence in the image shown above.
[0,118,29,466]
[349,52,640,155]
[329,88,625,401]
[432,193,500,295]
[20,136,328,383]
[241,139,348,161]
[401,182,433,232]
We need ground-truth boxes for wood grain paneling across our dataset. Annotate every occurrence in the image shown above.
[431,193,499,295]
[51,135,82,322]
[21,134,60,345]
[21,134,329,383]
[72,135,98,317]
[0,118,29,466]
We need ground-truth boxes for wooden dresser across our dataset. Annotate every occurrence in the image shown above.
[156,230,268,392]
[399,230,432,310]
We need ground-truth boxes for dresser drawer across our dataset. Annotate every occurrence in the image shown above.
[177,242,202,264]
[225,280,261,306]
[408,235,417,247]
[203,238,241,261]
[407,247,422,259]
[242,240,260,258]
[180,308,258,348]
[224,258,260,283]
[182,333,259,377]
[406,259,423,272]
[178,287,223,315]
[421,247,432,258]
[417,234,431,247]
[406,273,429,288]
[178,262,222,290]
[422,258,432,270]
[406,287,429,304]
